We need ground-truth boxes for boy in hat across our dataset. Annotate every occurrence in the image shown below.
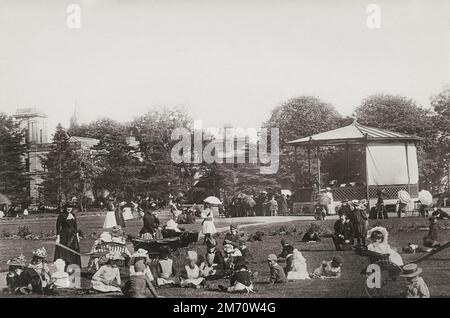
[226,256,254,293]
[156,246,178,286]
[130,248,155,283]
[267,254,287,284]
[301,224,321,242]
[400,264,430,298]
[122,261,161,298]
[423,216,440,248]
[311,256,343,279]
[223,241,242,277]
[200,237,225,279]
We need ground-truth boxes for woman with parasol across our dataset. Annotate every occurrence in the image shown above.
[54,203,81,267]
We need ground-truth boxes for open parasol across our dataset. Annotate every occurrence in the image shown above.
[418,190,433,205]
[0,193,11,205]
[203,196,222,205]
[398,190,411,204]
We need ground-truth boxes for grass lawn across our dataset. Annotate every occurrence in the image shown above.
[0,213,449,298]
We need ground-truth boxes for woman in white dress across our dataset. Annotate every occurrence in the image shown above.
[367,226,404,266]
[286,249,310,280]
[201,202,216,243]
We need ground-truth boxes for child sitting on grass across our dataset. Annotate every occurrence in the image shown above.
[199,237,225,279]
[301,224,321,243]
[310,256,343,279]
[180,251,205,289]
[91,251,123,293]
[221,256,254,293]
[5,254,26,294]
[400,264,430,298]
[156,247,178,286]
[267,254,287,284]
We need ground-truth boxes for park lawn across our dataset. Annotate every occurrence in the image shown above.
[0,215,449,298]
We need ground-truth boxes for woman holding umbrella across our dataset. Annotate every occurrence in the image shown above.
[201,197,219,243]
[54,203,81,267]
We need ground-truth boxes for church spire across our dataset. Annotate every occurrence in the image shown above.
[69,100,79,130]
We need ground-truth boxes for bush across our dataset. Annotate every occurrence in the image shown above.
[17,225,32,238]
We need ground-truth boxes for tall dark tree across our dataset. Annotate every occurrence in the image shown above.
[41,124,81,206]
[0,113,29,201]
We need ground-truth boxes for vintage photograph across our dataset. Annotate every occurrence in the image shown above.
[0,0,449,301]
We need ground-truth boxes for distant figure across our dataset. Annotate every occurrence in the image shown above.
[423,216,440,248]
[269,197,278,216]
[375,190,388,219]
[325,188,335,215]
[332,213,354,251]
[267,254,287,284]
[431,205,450,220]
[311,256,343,279]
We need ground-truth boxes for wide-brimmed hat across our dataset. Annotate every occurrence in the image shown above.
[400,263,422,278]
[7,254,26,267]
[267,254,278,262]
[32,247,48,259]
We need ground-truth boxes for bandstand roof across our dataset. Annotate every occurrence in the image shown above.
[287,121,422,146]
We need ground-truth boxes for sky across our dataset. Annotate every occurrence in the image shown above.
[0,0,449,137]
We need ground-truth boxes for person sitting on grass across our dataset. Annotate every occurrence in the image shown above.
[122,261,161,298]
[431,205,450,220]
[286,249,310,280]
[224,256,254,293]
[199,237,225,279]
[332,213,354,251]
[223,224,240,246]
[91,251,123,293]
[423,216,440,249]
[155,247,177,287]
[400,263,430,298]
[301,224,321,243]
[180,251,205,289]
[17,247,52,295]
[4,254,26,294]
[267,254,287,284]
[310,256,343,279]
[366,227,403,266]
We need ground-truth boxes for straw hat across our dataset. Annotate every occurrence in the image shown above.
[7,254,26,267]
[267,254,278,262]
[32,247,48,259]
[400,264,422,278]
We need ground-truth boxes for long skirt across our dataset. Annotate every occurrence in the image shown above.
[54,231,81,266]
[202,220,216,235]
[103,211,117,229]
[92,280,122,293]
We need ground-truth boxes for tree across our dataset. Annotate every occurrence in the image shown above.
[41,124,78,206]
[68,118,124,139]
[264,96,348,186]
[355,93,442,191]
[0,113,29,201]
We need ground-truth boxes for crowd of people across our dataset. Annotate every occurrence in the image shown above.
[4,190,447,298]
